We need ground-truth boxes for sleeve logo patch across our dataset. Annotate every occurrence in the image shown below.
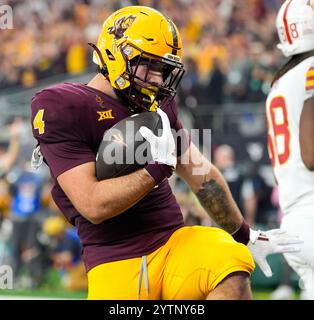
[97,109,114,121]
[96,95,106,108]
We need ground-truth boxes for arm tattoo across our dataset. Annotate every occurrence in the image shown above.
[196,179,239,234]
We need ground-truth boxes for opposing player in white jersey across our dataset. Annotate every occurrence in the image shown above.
[266,0,314,299]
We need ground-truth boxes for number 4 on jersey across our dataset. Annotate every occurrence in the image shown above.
[33,109,45,135]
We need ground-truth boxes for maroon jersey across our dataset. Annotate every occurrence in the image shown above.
[31,82,189,271]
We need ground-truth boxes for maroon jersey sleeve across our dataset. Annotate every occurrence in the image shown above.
[31,87,95,178]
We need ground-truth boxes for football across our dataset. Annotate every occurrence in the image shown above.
[96,111,162,180]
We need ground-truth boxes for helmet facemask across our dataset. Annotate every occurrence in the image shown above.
[119,44,185,111]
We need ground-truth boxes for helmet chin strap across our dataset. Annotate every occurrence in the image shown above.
[139,87,158,112]
[113,88,149,113]
[114,83,160,113]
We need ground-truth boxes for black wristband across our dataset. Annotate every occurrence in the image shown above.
[232,220,250,245]
[145,162,173,185]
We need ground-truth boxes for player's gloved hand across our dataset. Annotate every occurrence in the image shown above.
[139,108,177,168]
[247,228,303,278]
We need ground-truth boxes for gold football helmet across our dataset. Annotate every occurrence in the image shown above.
[89,6,185,111]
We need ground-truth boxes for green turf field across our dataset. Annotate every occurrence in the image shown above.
[0,258,300,300]
[0,288,87,299]
[0,289,299,300]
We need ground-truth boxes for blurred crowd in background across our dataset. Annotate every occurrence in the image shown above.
[0,0,294,296]
[1,0,281,104]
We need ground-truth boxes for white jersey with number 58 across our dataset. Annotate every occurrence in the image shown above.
[266,56,314,215]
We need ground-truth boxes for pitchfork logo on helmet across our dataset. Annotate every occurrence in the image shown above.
[89,6,185,112]
[276,0,314,57]
[108,15,136,39]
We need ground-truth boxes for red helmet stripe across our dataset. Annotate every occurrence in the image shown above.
[283,0,293,45]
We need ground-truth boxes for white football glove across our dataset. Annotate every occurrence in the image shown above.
[247,228,303,278]
[139,108,177,168]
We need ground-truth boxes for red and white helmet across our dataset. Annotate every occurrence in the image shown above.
[276,0,314,57]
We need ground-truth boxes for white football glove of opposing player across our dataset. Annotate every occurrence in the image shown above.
[248,228,303,277]
[139,108,177,168]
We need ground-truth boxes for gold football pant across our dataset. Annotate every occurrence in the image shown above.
[87,226,255,300]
